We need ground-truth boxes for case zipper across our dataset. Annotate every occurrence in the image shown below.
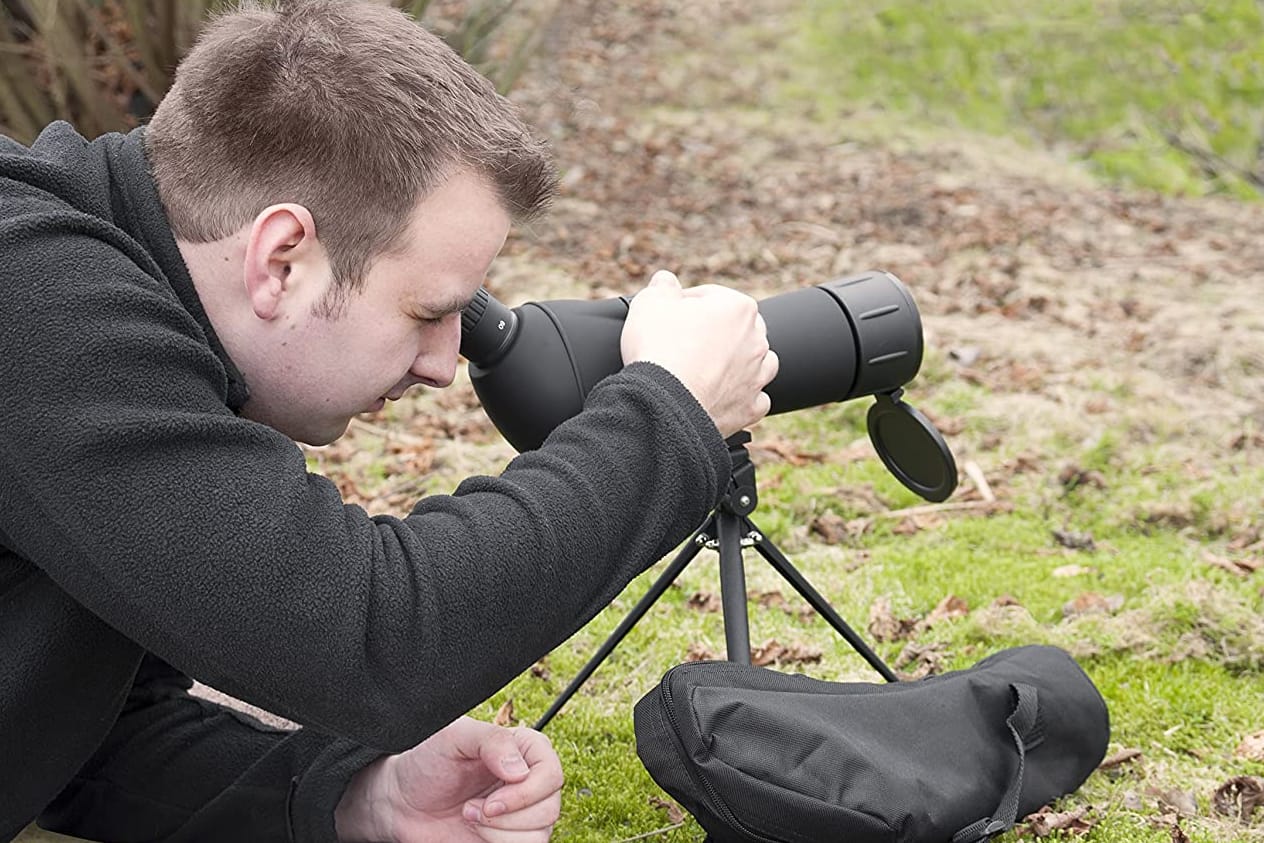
[658,666,778,843]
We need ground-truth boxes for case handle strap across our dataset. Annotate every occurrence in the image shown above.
[951,682,1040,843]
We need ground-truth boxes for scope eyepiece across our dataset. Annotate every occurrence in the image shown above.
[459,287,519,366]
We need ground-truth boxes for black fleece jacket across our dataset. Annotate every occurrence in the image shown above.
[0,124,731,841]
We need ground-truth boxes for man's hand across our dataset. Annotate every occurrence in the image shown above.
[621,269,779,437]
[335,716,563,843]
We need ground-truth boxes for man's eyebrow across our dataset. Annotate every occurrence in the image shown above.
[415,294,477,317]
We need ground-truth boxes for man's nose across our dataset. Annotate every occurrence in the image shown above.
[411,315,461,388]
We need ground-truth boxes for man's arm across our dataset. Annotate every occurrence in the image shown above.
[0,230,732,752]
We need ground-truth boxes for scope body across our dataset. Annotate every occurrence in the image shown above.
[460,270,924,454]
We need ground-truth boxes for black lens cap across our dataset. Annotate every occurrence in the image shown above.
[866,391,958,502]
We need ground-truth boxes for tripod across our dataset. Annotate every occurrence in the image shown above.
[535,432,898,730]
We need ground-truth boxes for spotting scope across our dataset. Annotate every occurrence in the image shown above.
[459,270,957,502]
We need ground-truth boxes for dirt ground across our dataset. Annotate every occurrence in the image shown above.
[497,0,1264,464]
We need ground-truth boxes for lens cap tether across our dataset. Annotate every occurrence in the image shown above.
[866,390,958,503]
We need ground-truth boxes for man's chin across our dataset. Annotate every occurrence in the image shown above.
[299,420,351,447]
[274,416,351,447]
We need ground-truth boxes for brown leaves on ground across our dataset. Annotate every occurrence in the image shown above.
[685,642,717,662]
[1097,748,1144,769]
[686,591,722,613]
[1148,787,1199,818]
[868,594,970,643]
[1052,529,1096,551]
[1235,730,1264,762]
[1059,464,1108,492]
[1203,552,1263,578]
[1212,776,1264,823]
[893,641,949,678]
[1061,591,1125,618]
[1018,805,1096,837]
[683,638,822,666]
[494,698,517,727]
[748,437,827,466]
[867,596,919,642]
[810,512,871,544]
[750,639,822,667]
[648,795,687,825]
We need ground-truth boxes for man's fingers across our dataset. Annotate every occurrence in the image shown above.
[472,727,563,810]
[760,349,780,385]
[474,727,536,783]
[463,789,562,831]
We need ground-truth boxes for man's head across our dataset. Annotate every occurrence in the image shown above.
[147,0,556,444]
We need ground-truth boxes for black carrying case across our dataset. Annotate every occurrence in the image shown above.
[633,645,1109,843]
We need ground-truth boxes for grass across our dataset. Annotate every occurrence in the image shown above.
[788,0,1264,199]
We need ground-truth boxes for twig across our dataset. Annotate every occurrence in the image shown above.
[1164,131,1264,188]
[347,418,434,450]
[615,824,686,843]
[963,460,995,502]
[871,500,1011,520]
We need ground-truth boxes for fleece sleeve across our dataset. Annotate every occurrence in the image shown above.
[0,226,732,753]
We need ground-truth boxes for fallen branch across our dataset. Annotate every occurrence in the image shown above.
[1164,131,1264,188]
[347,418,434,450]
[615,823,686,843]
[963,460,995,502]
[872,500,1012,520]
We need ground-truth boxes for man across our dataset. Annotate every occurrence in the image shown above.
[0,2,776,841]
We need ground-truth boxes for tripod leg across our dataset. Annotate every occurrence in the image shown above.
[745,517,899,682]
[716,510,752,664]
[534,518,714,729]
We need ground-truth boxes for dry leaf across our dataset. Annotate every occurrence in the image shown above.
[749,589,787,609]
[1212,776,1264,822]
[1147,787,1198,817]
[894,642,948,678]
[1235,730,1264,762]
[750,639,823,667]
[1053,529,1096,551]
[868,596,918,642]
[1204,552,1262,577]
[1020,804,1095,836]
[494,699,516,727]
[749,438,825,466]
[920,594,969,628]
[648,796,687,825]
[687,591,722,613]
[530,660,550,680]
[1062,592,1124,618]
[810,512,851,544]
[1058,465,1107,491]
[1098,748,1143,769]
[685,642,717,662]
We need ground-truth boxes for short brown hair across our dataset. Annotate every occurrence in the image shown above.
[147,0,555,304]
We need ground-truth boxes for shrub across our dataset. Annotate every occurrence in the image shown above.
[0,0,548,144]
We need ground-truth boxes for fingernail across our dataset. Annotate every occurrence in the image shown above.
[485,800,507,817]
[503,754,528,774]
[463,803,482,823]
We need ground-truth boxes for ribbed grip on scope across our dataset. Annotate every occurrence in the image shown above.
[461,287,489,336]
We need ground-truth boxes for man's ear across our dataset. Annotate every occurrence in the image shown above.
[242,203,324,321]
